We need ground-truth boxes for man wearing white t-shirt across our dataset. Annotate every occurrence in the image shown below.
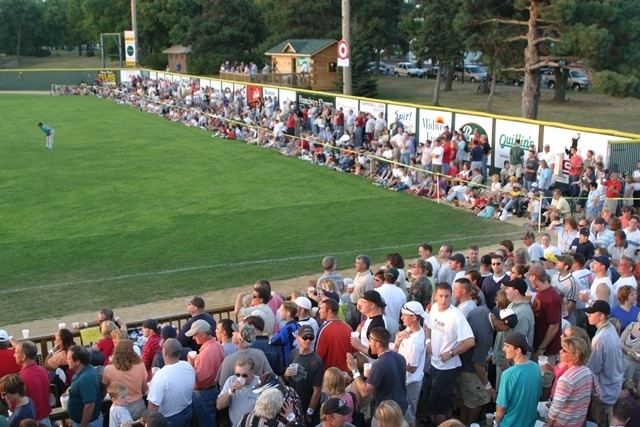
[580,256,614,309]
[147,339,196,424]
[431,137,445,174]
[614,256,637,293]
[624,215,640,247]
[418,243,440,281]
[374,268,406,336]
[571,253,594,327]
[394,301,427,426]
[425,282,475,425]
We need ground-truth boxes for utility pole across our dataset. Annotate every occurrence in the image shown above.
[342,0,352,95]
[130,0,139,66]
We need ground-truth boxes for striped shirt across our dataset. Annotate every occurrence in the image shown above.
[548,365,597,427]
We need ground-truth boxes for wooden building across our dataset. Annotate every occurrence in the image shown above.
[162,45,191,73]
[264,39,339,91]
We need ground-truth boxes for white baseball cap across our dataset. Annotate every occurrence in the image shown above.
[0,330,9,342]
[401,301,427,319]
[293,297,312,311]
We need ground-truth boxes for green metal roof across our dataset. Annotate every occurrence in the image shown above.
[265,39,337,56]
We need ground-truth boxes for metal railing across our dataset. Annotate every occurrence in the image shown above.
[29,305,237,358]
[219,71,311,89]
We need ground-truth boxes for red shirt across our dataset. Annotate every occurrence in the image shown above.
[355,114,365,128]
[142,333,161,374]
[20,362,51,420]
[532,286,562,355]
[315,320,354,372]
[442,144,452,164]
[96,337,114,365]
[605,179,622,198]
[569,154,583,177]
[0,348,21,377]
[286,115,296,129]
[336,111,344,126]
[193,338,224,390]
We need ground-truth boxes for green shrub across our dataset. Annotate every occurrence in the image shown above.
[592,71,640,98]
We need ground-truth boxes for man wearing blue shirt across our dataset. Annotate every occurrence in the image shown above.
[38,122,55,150]
[495,332,541,427]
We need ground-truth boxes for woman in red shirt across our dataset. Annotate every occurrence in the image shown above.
[93,321,118,365]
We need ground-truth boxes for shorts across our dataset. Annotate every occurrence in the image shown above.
[456,371,490,409]
[509,163,523,178]
[429,367,460,415]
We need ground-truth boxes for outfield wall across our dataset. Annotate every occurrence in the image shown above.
[0,68,119,91]
[3,68,640,178]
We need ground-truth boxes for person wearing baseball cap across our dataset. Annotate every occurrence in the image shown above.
[550,254,579,326]
[396,301,427,425]
[185,320,224,426]
[351,291,387,357]
[285,325,323,424]
[580,255,614,309]
[495,332,541,427]
[585,299,624,421]
[293,296,319,347]
[569,227,595,260]
[179,296,216,351]
[319,397,351,426]
[448,253,467,283]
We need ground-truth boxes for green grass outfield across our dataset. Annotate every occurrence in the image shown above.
[0,95,520,324]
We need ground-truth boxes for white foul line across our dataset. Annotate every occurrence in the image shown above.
[0,231,521,295]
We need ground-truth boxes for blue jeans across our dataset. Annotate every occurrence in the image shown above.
[38,419,52,427]
[72,413,103,427]
[193,387,219,427]
[481,157,488,178]
[166,404,194,427]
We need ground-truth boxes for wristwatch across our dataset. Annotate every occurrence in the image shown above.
[450,350,454,358]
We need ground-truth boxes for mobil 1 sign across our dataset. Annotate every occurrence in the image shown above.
[493,119,540,169]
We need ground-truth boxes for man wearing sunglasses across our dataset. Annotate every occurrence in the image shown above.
[284,325,323,425]
[216,358,259,427]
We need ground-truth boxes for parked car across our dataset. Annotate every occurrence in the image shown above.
[453,64,488,82]
[394,62,426,78]
[541,68,590,91]
[367,61,393,75]
[422,64,441,79]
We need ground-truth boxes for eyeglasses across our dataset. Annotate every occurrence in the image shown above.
[491,262,502,265]
[234,373,249,378]
[300,336,314,341]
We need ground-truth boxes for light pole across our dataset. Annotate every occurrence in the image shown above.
[342,0,352,95]
[130,0,139,66]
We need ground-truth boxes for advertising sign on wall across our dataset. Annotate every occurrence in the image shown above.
[359,100,386,119]
[453,113,493,143]
[335,97,359,114]
[233,83,246,94]
[387,104,417,133]
[221,81,233,95]
[493,119,540,169]
[297,92,335,109]
[247,84,263,106]
[418,109,453,143]
[209,79,222,92]
[97,70,117,86]
[278,89,297,110]
[263,87,279,101]
[200,79,211,88]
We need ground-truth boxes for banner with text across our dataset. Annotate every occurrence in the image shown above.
[335,97,359,114]
[263,87,279,101]
[124,30,136,66]
[387,104,417,133]
[297,92,335,109]
[418,109,453,143]
[359,100,386,119]
[493,119,540,169]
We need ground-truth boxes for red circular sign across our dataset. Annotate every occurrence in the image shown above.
[337,40,350,59]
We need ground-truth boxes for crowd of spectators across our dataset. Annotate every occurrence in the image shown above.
[2,212,640,427]
[0,76,634,427]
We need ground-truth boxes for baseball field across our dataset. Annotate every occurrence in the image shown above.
[0,94,520,324]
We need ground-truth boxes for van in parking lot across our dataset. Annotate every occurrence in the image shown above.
[453,64,488,82]
[541,68,590,91]
[394,62,426,78]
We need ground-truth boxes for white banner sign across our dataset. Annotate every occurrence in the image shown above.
[359,100,386,119]
[335,97,358,114]
[278,89,297,110]
[200,79,211,88]
[493,119,540,169]
[149,71,157,80]
[387,104,417,133]
[233,83,246,94]
[209,79,222,92]
[120,69,140,82]
[264,87,278,101]
[418,109,453,143]
[221,81,233,95]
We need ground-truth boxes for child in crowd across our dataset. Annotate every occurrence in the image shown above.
[107,382,133,427]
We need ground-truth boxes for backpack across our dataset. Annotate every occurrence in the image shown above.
[348,391,367,427]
